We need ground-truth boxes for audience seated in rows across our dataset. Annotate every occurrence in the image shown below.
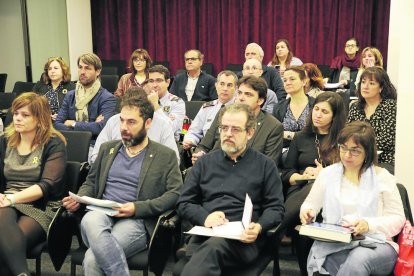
[0,93,67,276]
[114,48,152,97]
[300,121,404,275]
[193,75,283,166]
[182,70,237,150]
[33,57,75,120]
[273,66,315,148]
[169,49,217,101]
[243,42,287,102]
[280,92,347,274]
[54,53,117,138]
[348,66,397,165]
[268,39,303,77]
[242,58,278,113]
[176,103,285,276]
[147,65,185,140]
[62,93,182,275]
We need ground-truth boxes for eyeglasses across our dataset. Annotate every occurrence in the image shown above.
[345,44,357,48]
[338,144,364,156]
[185,57,200,62]
[133,58,146,63]
[147,78,165,84]
[218,125,246,135]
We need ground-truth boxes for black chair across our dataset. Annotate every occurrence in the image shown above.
[226,64,243,74]
[184,101,205,120]
[317,64,331,78]
[397,183,413,224]
[70,210,179,276]
[153,60,170,69]
[173,225,281,276]
[101,66,118,76]
[102,60,126,76]
[175,69,186,76]
[0,73,7,92]
[12,81,35,93]
[201,63,214,76]
[336,89,350,115]
[60,131,92,163]
[0,92,16,111]
[101,74,119,94]
[27,161,82,276]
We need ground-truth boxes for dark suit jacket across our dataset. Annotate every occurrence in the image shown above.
[33,81,76,111]
[170,71,217,101]
[196,110,283,165]
[77,140,183,236]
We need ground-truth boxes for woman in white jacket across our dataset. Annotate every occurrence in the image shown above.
[300,121,405,276]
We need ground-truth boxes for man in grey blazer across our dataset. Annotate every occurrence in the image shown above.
[62,94,183,275]
[192,75,283,166]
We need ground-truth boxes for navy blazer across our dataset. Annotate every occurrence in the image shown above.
[170,71,217,101]
[54,87,116,136]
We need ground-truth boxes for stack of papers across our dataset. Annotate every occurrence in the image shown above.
[298,222,353,243]
[69,192,122,216]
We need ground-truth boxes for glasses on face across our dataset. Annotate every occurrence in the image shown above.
[338,144,364,157]
[345,44,357,48]
[147,78,165,84]
[218,125,246,135]
[185,57,200,62]
[133,58,146,63]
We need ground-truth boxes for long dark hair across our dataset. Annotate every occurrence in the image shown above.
[269,39,294,67]
[356,66,397,109]
[303,92,346,165]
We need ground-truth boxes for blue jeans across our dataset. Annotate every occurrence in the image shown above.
[81,210,147,276]
[323,242,397,276]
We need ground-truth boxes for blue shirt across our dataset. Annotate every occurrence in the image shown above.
[102,147,146,203]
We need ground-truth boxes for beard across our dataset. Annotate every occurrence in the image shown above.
[221,139,242,155]
[122,127,147,148]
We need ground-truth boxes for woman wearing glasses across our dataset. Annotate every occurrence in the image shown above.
[326,37,360,94]
[348,67,397,166]
[300,121,404,276]
[33,57,75,120]
[280,92,346,274]
[114,48,152,97]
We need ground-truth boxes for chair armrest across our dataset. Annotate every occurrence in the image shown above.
[266,223,281,237]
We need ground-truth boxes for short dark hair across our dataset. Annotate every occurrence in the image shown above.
[218,103,256,131]
[148,65,170,80]
[237,75,267,101]
[120,87,154,121]
[337,121,378,175]
[216,70,238,86]
[128,48,152,74]
[284,65,307,81]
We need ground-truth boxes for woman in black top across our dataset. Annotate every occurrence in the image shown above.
[33,57,75,120]
[280,92,347,275]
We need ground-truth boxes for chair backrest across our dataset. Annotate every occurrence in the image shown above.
[317,64,331,78]
[0,92,16,110]
[102,59,126,76]
[0,73,7,92]
[153,60,170,69]
[100,75,119,93]
[397,183,413,224]
[60,130,92,163]
[201,63,214,76]
[336,89,350,115]
[185,101,205,120]
[12,81,35,93]
[226,64,243,74]
[101,66,118,76]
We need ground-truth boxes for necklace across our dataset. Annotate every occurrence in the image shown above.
[314,134,325,167]
[126,146,145,156]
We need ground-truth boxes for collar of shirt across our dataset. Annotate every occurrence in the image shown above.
[187,70,201,80]
[221,147,249,164]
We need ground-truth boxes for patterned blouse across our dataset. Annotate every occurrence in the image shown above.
[282,103,310,132]
[347,99,396,164]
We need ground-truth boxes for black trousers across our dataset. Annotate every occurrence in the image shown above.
[180,235,265,276]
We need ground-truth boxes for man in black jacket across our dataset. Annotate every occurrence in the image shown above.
[170,49,217,101]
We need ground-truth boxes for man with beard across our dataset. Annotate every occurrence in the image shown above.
[54,53,116,137]
[62,95,182,275]
[176,103,284,276]
[90,87,179,163]
[192,75,283,166]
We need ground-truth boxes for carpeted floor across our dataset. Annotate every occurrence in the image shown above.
[28,239,301,276]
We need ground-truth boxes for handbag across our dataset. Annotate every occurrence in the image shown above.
[394,220,414,276]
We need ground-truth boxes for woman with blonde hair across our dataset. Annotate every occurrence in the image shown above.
[0,92,67,276]
[355,47,384,89]
[33,56,75,119]
[114,48,153,97]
